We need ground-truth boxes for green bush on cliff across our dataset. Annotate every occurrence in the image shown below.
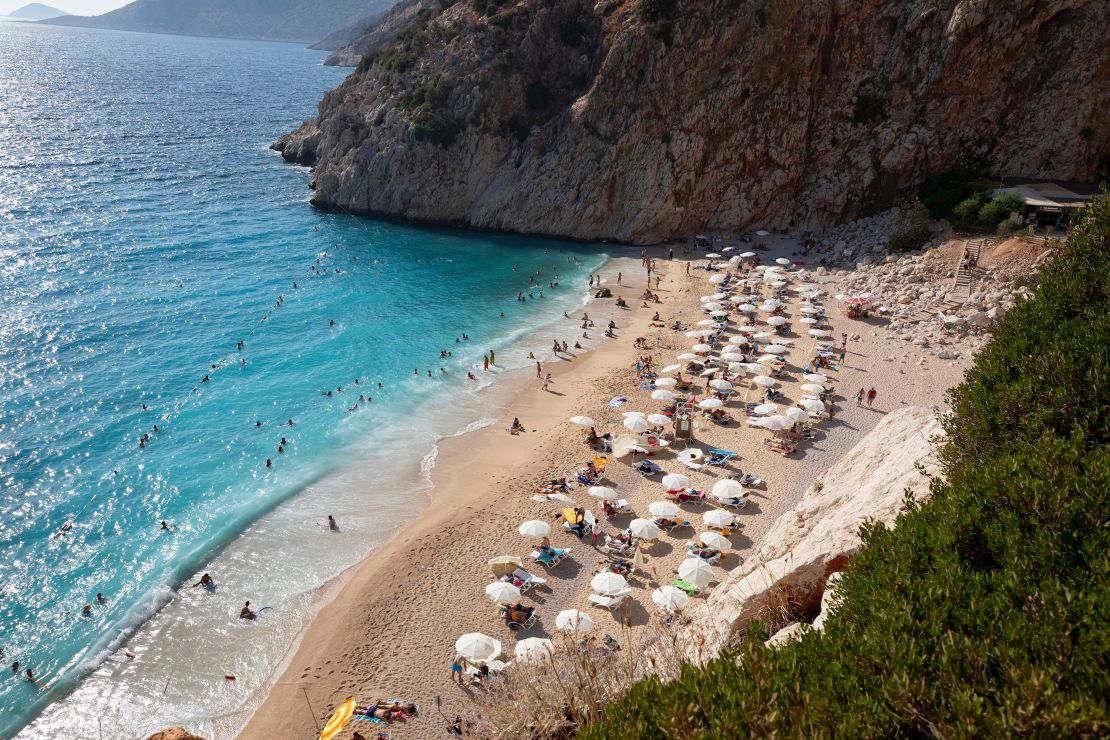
[583,192,1110,737]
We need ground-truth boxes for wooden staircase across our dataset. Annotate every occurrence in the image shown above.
[908,238,985,323]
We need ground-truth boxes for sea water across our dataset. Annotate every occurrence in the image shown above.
[0,22,610,737]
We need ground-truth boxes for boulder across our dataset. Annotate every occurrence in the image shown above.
[148,730,205,740]
[677,407,944,661]
[765,621,805,648]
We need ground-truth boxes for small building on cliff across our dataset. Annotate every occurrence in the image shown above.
[993,178,1101,232]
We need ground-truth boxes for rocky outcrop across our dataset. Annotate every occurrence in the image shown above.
[277,0,1110,243]
[318,0,433,65]
[679,406,943,661]
[147,728,204,740]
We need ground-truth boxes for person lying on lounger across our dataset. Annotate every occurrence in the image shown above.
[503,603,535,624]
[357,700,418,721]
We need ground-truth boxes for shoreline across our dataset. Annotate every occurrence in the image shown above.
[237,236,973,740]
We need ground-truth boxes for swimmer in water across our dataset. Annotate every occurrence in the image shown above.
[96,593,107,605]
[160,521,172,531]
[192,573,215,588]
[54,522,74,539]
[240,601,256,620]
[201,375,209,383]
[265,459,273,468]
[81,604,92,617]
[327,515,338,531]
[255,420,262,427]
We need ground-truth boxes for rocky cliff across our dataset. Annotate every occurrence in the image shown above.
[276,0,1110,244]
[317,0,432,65]
[678,405,944,661]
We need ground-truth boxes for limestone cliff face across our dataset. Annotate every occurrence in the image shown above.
[276,0,1110,244]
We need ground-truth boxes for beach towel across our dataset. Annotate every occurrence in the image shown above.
[608,396,627,407]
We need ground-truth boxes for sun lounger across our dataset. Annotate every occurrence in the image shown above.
[500,605,538,631]
[680,459,706,471]
[588,589,632,610]
[633,460,664,476]
[671,578,699,595]
[509,568,546,592]
[531,547,570,568]
[653,518,691,531]
[718,494,750,509]
[666,489,707,505]
[603,536,636,555]
[741,473,764,488]
[706,449,737,465]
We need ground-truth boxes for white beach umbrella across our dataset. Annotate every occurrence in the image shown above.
[612,438,648,458]
[769,281,787,288]
[654,377,678,388]
[624,416,650,433]
[660,364,683,374]
[589,486,619,501]
[799,317,818,325]
[766,316,789,326]
[455,633,501,662]
[800,305,821,314]
[652,585,690,611]
[699,398,723,409]
[661,473,692,490]
[518,520,551,538]
[651,390,676,403]
[692,343,713,353]
[684,330,704,338]
[699,368,719,377]
[555,609,592,632]
[720,352,744,362]
[740,251,756,258]
[709,379,733,391]
[647,413,671,426]
[800,383,827,394]
[485,581,521,604]
[775,257,791,265]
[569,416,595,426]
[698,532,732,550]
[760,416,793,431]
[547,493,576,504]
[629,518,662,540]
[514,637,555,664]
[676,353,698,361]
[785,407,810,423]
[803,373,829,383]
[623,411,647,417]
[736,304,757,313]
[752,376,777,388]
[678,558,716,588]
[705,252,722,259]
[753,331,776,339]
[703,509,736,528]
[809,329,832,337]
[752,403,779,415]
[649,501,680,517]
[695,329,716,337]
[728,255,742,265]
[708,273,728,284]
[745,362,769,374]
[591,571,629,596]
[800,398,826,412]
[676,448,703,463]
[711,479,744,498]
[756,354,781,364]
[764,344,790,355]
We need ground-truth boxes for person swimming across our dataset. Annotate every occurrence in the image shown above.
[239,601,256,620]
[96,593,107,605]
[192,573,214,588]
[327,515,338,531]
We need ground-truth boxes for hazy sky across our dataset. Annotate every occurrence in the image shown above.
[1,0,130,15]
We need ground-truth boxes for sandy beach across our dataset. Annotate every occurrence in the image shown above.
[238,238,972,739]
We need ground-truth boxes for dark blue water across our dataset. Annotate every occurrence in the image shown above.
[0,21,606,737]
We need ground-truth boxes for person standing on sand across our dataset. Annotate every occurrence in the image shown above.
[536,361,542,378]
[451,654,465,682]
[541,373,552,392]
[856,388,865,406]
[483,355,489,371]
[867,387,878,407]
[617,272,622,284]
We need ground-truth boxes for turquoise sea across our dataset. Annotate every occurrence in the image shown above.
[0,21,608,737]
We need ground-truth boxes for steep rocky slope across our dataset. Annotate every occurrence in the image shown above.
[677,405,944,661]
[277,0,1109,243]
[317,0,431,65]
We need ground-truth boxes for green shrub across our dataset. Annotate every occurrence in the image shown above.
[583,192,1110,738]
[412,109,462,146]
[636,0,677,23]
[952,191,990,230]
[560,17,587,46]
[978,193,1025,230]
[919,167,989,220]
[997,218,1024,235]
[851,93,888,125]
[887,201,931,252]
[524,81,551,111]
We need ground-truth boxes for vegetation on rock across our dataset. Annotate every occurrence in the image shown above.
[583,193,1110,737]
